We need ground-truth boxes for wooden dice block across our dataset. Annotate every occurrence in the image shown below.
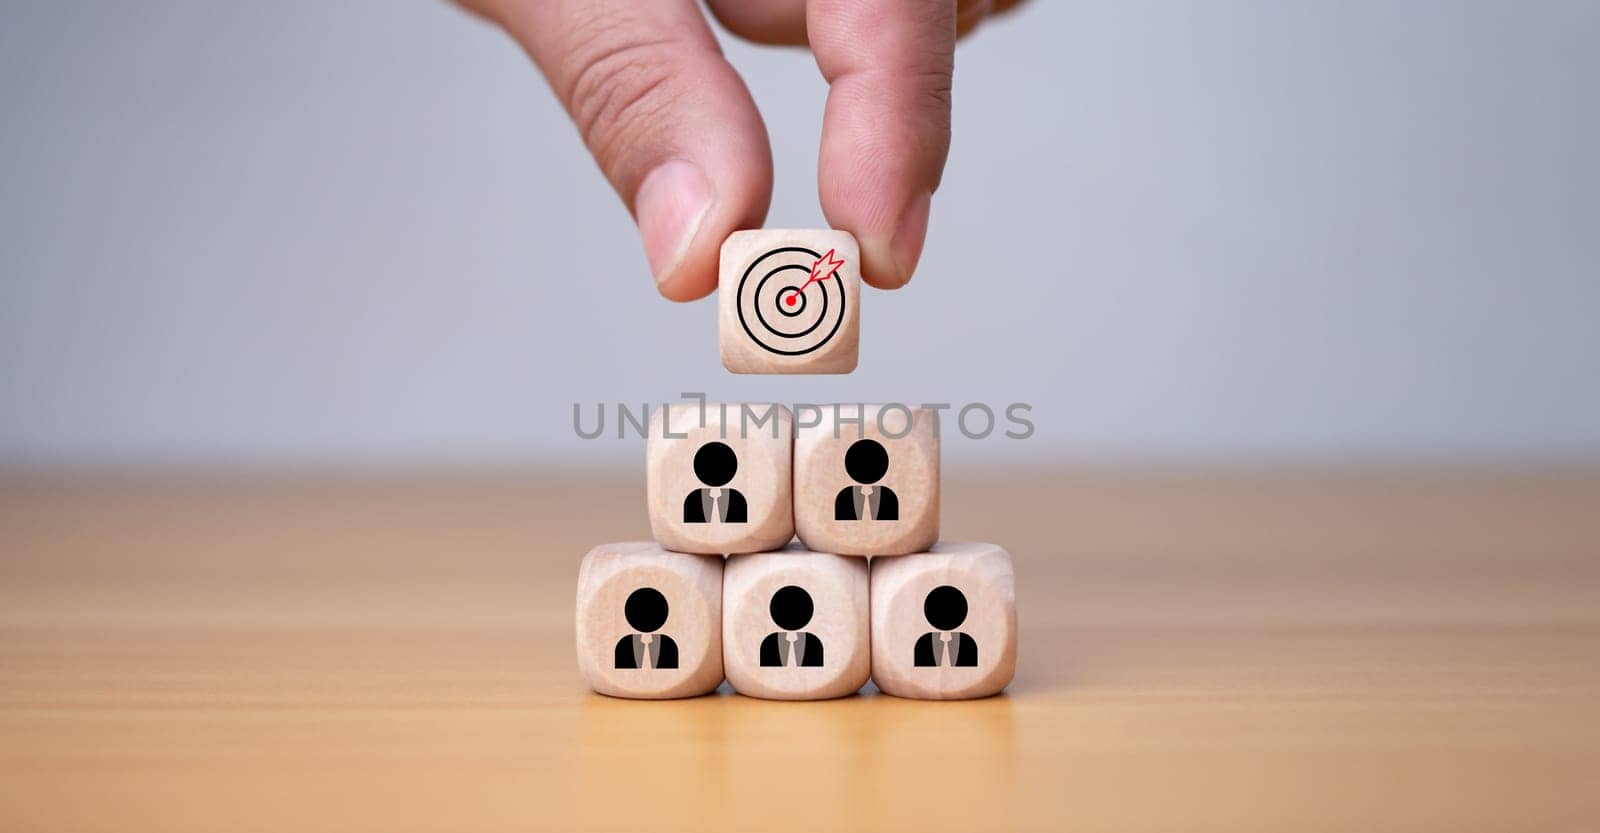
[719,229,861,374]
[575,542,724,699]
[722,545,871,700]
[647,403,793,555]
[794,404,939,556]
[869,543,1017,700]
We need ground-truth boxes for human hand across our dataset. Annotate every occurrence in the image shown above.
[457,0,1023,300]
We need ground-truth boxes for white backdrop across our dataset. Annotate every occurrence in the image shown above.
[2,0,1597,466]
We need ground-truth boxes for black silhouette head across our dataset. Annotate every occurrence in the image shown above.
[693,441,739,487]
[923,585,968,630]
[768,585,815,631]
[843,439,889,484]
[624,587,669,633]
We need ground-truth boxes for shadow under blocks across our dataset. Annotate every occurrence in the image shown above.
[578,395,1017,701]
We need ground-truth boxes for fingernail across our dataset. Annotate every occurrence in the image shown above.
[889,190,932,287]
[635,159,712,286]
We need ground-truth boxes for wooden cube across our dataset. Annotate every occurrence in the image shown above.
[869,543,1017,700]
[575,542,724,699]
[794,404,939,556]
[647,403,793,555]
[719,229,861,374]
[722,545,871,700]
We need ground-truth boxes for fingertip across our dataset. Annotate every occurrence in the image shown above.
[649,214,722,302]
[637,160,713,299]
[639,158,772,302]
[890,189,933,287]
[654,266,716,302]
[858,237,907,290]
[851,189,932,290]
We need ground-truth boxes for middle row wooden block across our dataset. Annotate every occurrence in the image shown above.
[647,403,940,556]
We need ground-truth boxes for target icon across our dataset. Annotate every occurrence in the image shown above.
[736,246,848,356]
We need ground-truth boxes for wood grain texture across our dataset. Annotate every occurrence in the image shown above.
[795,405,940,555]
[575,543,723,699]
[2,471,1599,832]
[646,403,794,555]
[871,543,1017,699]
[723,545,870,700]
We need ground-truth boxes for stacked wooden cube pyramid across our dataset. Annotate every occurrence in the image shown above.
[575,231,1018,701]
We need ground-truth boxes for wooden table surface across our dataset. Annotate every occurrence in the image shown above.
[2,471,1597,832]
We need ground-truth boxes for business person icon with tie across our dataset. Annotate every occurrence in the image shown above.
[683,441,749,524]
[759,585,825,667]
[613,587,679,670]
[834,439,899,521]
[913,585,978,667]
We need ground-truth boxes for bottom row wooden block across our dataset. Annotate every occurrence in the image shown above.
[575,541,1016,701]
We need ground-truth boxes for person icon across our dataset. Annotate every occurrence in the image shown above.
[759,585,825,667]
[913,585,978,667]
[614,587,679,669]
[683,441,748,524]
[834,439,898,521]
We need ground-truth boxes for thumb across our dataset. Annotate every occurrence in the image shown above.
[809,0,956,289]
[482,0,773,300]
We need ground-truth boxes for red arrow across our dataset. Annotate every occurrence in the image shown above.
[784,249,845,306]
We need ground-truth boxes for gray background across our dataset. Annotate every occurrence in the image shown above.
[2,0,1596,468]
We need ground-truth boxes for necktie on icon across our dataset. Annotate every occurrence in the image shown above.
[785,632,799,667]
[639,633,654,670]
[938,631,953,667]
[857,485,874,520]
[707,488,722,523]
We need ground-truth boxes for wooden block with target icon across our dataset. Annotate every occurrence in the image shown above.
[719,229,861,374]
